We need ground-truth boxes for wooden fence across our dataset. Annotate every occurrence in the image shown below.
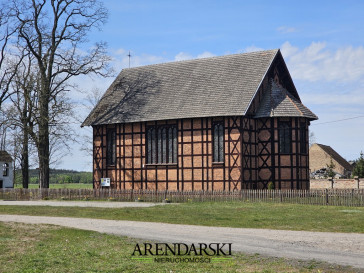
[1,188,364,207]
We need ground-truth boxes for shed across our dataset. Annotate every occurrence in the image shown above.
[0,151,14,188]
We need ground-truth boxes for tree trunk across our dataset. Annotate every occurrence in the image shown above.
[38,84,50,189]
[21,96,29,188]
[21,126,29,188]
[38,130,50,189]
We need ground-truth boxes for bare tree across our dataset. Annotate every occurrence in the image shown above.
[309,131,316,147]
[6,51,78,188]
[0,108,10,150]
[79,87,103,156]
[0,8,14,109]
[0,7,24,110]
[6,53,37,188]
[5,0,112,188]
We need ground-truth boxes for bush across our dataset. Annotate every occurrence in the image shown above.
[267,182,275,190]
[353,152,364,178]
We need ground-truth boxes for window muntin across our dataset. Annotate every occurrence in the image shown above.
[147,127,154,164]
[300,122,307,154]
[157,128,162,163]
[172,127,177,163]
[213,123,224,163]
[3,163,9,177]
[147,125,177,164]
[106,128,116,166]
[168,127,177,163]
[279,121,291,154]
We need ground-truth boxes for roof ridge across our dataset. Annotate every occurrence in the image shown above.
[316,143,330,148]
[315,144,352,170]
[244,50,279,115]
[123,49,280,71]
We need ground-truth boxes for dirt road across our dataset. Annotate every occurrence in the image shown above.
[1,214,364,269]
[0,200,167,208]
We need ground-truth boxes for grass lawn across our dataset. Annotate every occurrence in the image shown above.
[14,183,93,189]
[0,222,359,273]
[1,202,364,233]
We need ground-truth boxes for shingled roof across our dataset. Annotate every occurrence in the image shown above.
[82,49,316,126]
[315,144,353,171]
[0,151,13,162]
[255,80,318,119]
[83,49,280,126]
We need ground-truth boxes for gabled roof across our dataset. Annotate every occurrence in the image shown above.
[82,49,279,126]
[313,144,353,171]
[255,80,318,120]
[0,151,12,162]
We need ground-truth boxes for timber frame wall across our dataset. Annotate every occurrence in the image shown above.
[92,53,311,190]
[93,116,310,190]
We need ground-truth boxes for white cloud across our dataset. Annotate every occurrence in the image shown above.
[239,46,264,53]
[197,51,215,59]
[277,26,297,33]
[174,51,216,61]
[280,41,299,57]
[112,49,167,70]
[281,42,364,82]
[114,48,126,56]
[281,42,364,160]
[301,88,364,106]
[114,49,215,67]
[174,52,193,61]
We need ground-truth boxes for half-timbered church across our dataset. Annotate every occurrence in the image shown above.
[82,49,317,190]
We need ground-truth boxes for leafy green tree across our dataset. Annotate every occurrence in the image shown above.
[326,158,336,178]
[65,175,73,184]
[353,152,364,178]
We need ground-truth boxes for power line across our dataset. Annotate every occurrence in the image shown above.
[311,115,364,126]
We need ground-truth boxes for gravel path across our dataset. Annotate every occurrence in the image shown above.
[1,215,364,269]
[0,200,168,208]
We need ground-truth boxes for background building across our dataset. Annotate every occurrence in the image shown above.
[0,151,14,188]
[309,143,353,178]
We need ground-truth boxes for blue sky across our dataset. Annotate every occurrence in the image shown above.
[64,0,364,171]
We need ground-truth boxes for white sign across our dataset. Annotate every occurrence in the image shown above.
[101,178,110,187]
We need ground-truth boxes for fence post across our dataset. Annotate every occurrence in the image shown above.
[329,178,334,189]
[355,176,359,189]
[325,189,329,205]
